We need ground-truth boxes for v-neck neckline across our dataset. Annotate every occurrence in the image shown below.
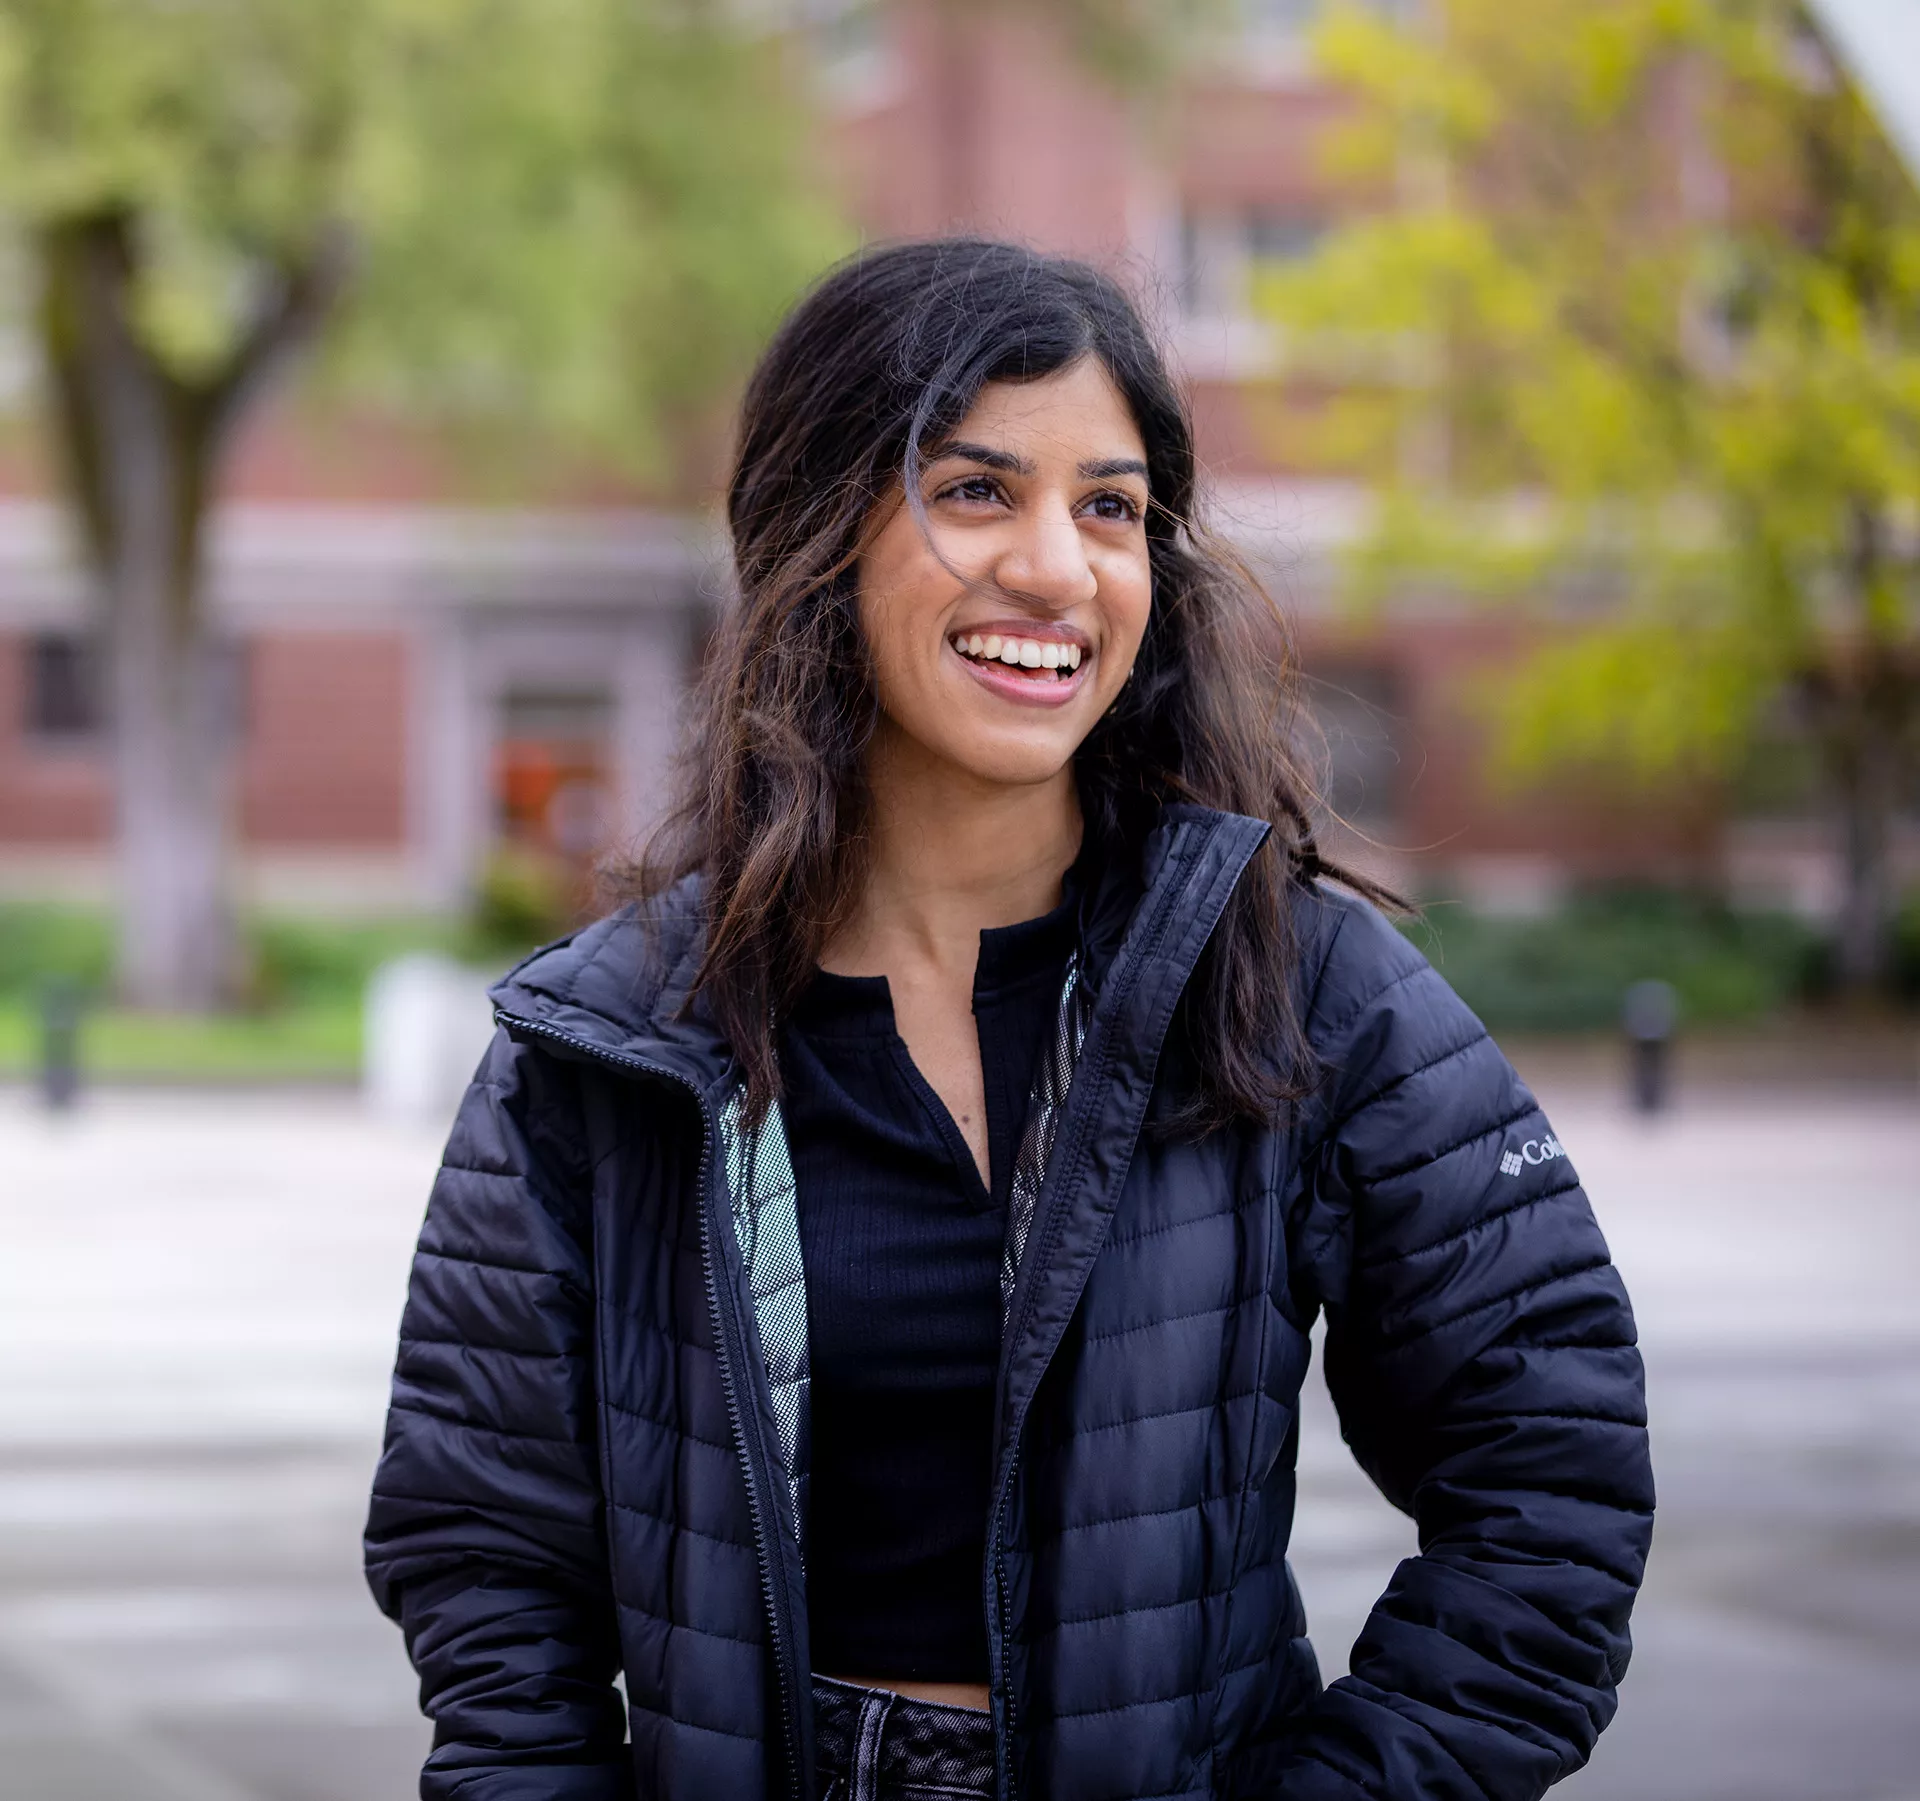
[789,876,1085,1213]
[885,1029,996,1211]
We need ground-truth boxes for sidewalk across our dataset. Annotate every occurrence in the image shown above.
[1,1084,1916,1800]
[0,1093,438,1801]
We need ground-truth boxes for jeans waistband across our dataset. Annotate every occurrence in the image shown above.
[812,1675,995,1800]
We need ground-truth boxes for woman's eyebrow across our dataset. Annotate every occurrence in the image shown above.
[925,441,1149,483]
[926,439,1032,475]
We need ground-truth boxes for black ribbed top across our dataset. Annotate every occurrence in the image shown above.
[778,889,1077,1683]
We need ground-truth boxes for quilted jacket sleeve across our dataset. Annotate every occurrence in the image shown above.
[1279,896,1654,1801]
[364,1028,631,1801]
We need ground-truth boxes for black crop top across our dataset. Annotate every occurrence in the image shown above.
[777,888,1077,1683]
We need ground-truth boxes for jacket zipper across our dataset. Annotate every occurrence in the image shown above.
[991,1448,1020,1771]
[984,823,1198,1800]
[495,1012,808,1801]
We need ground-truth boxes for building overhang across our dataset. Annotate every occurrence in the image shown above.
[0,500,723,632]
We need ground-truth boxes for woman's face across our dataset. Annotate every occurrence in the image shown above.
[857,356,1154,792]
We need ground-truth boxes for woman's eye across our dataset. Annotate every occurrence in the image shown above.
[938,476,1003,506]
[1085,490,1143,523]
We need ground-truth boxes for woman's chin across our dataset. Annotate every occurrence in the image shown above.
[878,702,1081,791]
[926,735,1084,793]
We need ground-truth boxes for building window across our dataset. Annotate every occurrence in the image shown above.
[807,0,898,114]
[495,688,617,862]
[1247,211,1327,263]
[1243,0,1324,34]
[21,634,254,747]
[1241,0,1416,36]
[25,633,105,742]
[1306,661,1404,829]
[1179,207,1328,319]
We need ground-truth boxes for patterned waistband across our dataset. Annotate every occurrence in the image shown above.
[812,1676,995,1799]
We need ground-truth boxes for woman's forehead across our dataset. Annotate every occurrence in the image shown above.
[944,360,1146,464]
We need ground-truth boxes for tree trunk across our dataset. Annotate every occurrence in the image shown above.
[37,213,349,1011]
[38,215,230,1009]
[106,498,235,1011]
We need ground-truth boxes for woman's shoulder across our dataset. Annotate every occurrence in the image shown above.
[1284,877,1453,1055]
[1282,876,1516,1151]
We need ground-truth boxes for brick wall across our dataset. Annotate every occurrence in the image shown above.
[826,2,1146,262]
[0,636,113,845]
[0,629,410,852]
[239,632,409,847]
[1297,613,1725,890]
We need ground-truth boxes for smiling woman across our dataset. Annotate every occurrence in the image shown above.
[860,363,1149,772]
[635,241,1353,1141]
[366,240,1654,1801]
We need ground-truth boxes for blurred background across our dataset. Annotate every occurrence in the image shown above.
[0,1,1914,1797]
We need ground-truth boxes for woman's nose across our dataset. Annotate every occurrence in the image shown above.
[995,502,1097,611]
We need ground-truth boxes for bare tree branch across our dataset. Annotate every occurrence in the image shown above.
[35,212,142,575]
[202,223,359,442]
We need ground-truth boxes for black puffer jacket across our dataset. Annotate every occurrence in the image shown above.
[366,805,1652,1801]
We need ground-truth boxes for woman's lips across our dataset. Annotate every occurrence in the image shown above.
[946,638,1090,708]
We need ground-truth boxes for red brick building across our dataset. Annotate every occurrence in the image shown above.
[0,2,1869,919]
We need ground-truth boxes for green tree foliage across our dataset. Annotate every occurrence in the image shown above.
[0,0,844,1008]
[1262,0,1920,987]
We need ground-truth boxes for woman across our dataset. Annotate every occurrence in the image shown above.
[366,239,1652,1801]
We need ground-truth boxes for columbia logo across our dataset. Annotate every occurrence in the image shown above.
[1500,1137,1566,1177]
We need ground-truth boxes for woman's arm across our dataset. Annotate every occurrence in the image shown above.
[1281,897,1654,1801]
[365,1030,632,1801]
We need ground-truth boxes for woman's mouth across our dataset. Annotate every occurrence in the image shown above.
[947,631,1082,681]
[945,628,1090,708]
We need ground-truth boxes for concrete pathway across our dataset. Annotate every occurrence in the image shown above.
[0,1081,1915,1800]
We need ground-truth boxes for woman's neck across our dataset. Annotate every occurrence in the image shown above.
[821,730,1082,981]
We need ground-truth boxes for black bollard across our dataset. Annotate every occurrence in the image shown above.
[39,979,82,1112]
[1621,978,1677,1116]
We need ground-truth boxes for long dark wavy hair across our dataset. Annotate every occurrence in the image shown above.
[620,237,1388,1132]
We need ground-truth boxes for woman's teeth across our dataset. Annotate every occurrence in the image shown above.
[950,632,1083,674]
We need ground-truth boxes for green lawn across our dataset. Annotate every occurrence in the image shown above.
[0,997,363,1083]
[0,904,528,1084]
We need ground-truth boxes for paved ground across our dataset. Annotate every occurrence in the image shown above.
[0,1076,1915,1801]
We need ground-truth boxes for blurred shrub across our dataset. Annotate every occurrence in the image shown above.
[1,879,571,1016]
[1403,890,1825,1033]
[1893,890,1920,1002]
[0,909,473,1081]
[0,906,113,996]
[0,905,478,1010]
[469,845,576,963]
[248,916,466,1009]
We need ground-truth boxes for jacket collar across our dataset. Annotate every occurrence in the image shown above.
[491,803,1272,1104]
